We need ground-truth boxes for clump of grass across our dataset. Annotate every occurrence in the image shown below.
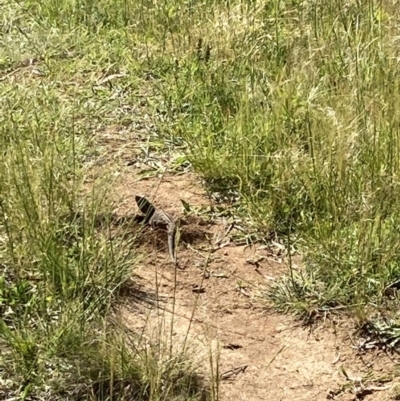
[142,0,400,319]
[0,90,135,398]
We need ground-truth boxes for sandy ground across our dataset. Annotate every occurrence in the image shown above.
[108,170,398,401]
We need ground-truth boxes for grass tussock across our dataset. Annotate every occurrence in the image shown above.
[140,0,400,318]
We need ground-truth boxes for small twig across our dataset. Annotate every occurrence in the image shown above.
[214,222,235,246]
[265,345,286,369]
[332,351,341,365]
[219,365,248,381]
[0,68,22,81]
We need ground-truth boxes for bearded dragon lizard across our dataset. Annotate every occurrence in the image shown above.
[135,195,178,264]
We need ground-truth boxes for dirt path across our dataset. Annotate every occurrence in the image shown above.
[112,170,397,401]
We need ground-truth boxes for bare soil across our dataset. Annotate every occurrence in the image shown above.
[112,170,398,401]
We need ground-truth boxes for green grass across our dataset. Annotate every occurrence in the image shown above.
[143,0,400,319]
[2,0,400,397]
[0,0,212,399]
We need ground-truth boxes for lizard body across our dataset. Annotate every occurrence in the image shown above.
[135,196,177,264]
